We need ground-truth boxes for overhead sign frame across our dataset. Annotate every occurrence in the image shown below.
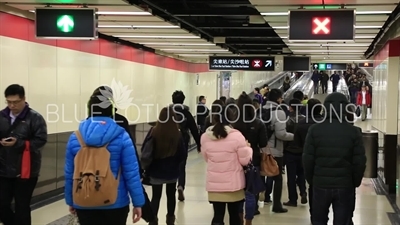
[288,9,355,42]
[208,56,275,71]
[35,7,99,40]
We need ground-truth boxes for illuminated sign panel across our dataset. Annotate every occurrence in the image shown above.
[313,63,346,70]
[209,56,275,71]
[289,9,355,41]
[35,8,98,39]
[358,63,374,67]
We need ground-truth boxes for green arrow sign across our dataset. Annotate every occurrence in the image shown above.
[56,15,74,33]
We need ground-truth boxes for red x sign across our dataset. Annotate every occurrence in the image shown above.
[312,17,331,35]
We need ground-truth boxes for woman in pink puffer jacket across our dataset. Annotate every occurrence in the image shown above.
[201,106,252,225]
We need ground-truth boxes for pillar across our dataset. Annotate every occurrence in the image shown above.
[373,39,400,194]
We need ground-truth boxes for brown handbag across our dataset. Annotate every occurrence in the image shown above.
[260,147,280,177]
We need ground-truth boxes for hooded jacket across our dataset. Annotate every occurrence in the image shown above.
[263,101,294,157]
[303,93,366,188]
[64,116,144,209]
[200,126,252,192]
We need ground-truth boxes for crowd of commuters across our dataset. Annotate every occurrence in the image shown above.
[198,87,366,225]
[0,80,366,225]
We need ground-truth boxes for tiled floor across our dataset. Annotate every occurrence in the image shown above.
[32,136,393,225]
[30,89,387,225]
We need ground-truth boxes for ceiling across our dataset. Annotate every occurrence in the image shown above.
[250,0,399,61]
[1,0,399,62]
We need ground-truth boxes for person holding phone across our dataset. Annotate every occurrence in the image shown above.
[0,84,48,225]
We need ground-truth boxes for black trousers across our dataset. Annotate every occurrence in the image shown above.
[271,157,284,209]
[285,152,306,203]
[212,201,241,225]
[312,187,355,225]
[76,205,129,225]
[0,177,38,225]
[321,82,328,93]
[178,142,189,190]
[151,182,177,217]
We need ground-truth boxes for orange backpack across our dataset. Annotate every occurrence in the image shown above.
[72,130,120,207]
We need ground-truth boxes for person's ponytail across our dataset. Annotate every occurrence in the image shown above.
[212,114,228,139]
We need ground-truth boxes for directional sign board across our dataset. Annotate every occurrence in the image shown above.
[288,9,355,41]
[35,8,98,39]
[313,63,346,70]
[209,56,275,71]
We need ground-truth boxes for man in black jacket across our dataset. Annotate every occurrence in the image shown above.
[0,84,48,225]
[283,98,307,207]
[196,95,209,134]
[303,93,366,225]
[293,99,324,222]
[171,91,200,202]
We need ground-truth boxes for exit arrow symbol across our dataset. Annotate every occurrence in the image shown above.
[265,60,272,67]
[57,15,74,33]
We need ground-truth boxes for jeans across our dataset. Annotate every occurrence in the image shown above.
[151,182,177,217]
[178,141,189,190]
[285,152,306,203]
[212,201,242,225]
[76,206,129,225]
[239,191,257,220]
[0,177,38,225]
[350,90,358,104]
[312,186,355,225]
[321,82,328,93]
[313,82,319,94]
[332,83,338,92]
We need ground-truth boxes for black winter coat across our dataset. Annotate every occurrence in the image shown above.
[303,93,366,189]
[0,104,47,178]
[284,112,305,154]
[234,118,268,166]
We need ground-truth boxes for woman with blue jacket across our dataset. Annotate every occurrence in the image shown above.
[64,95,144,225]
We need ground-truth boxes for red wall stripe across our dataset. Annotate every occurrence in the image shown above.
[374,40,400,68]
[0,12,209,73]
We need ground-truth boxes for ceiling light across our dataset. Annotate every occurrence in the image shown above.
[115,35,200,39]
[355,25,381,29]
[273,25,381,29]
[141,43,215,46]
[292,49,364,53]
[98,25,179,28]
[356,11,391,15]
[261,10,391,16]
[287,43,370,47]
[281,35,375,39]
[29,10,151,15]
[272,26,288,29]
[161,49,229,52]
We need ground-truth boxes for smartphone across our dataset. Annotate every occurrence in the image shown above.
[3,137,13,142]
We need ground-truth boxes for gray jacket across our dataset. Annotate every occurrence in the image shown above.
[263,101,294,157]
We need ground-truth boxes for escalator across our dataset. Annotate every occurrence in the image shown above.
[247,71,292,99]
[283,72,313,102]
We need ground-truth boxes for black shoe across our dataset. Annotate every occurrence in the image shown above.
[254,210,261,215]
[283,201,297,207]
[272,207,288,213]
[177,187,185,202]
[301,194,308,204]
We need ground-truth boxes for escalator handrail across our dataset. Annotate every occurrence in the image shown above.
[283,72,313,102]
